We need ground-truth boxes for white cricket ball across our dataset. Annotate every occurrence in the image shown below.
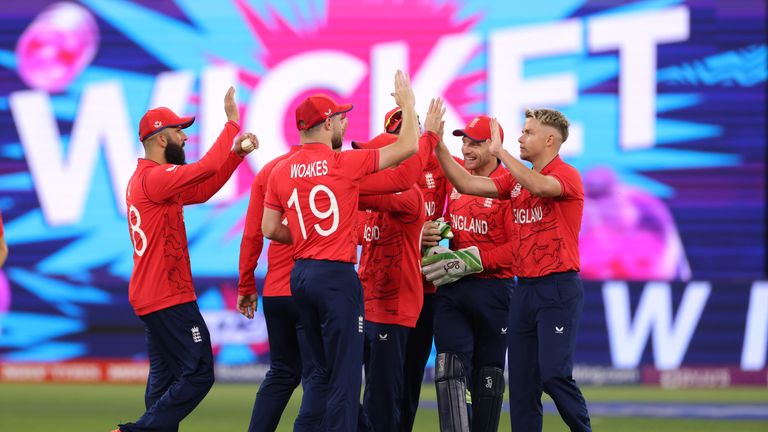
[241,138,255,152]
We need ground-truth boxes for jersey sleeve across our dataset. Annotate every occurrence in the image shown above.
[492,172,517,200]
[359,131,439,196]
[549,164,583,200]
[358,188,422,224]
[264,163,286,211]
[237,172,267,296]
[181,151,243,205]
[479,203,517,272]
[338,148,379,181]
[143,120,241,202]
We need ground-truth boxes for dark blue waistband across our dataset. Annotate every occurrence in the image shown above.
[517,270,578,284]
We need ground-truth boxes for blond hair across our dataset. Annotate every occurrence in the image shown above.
[525,108,570,143]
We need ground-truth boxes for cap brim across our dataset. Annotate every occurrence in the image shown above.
[385,119,402,133]
[452,129,486,142]
[352,133,397,150]
[174,116,195,129]
[140,116,195,141]
[336,103,353,114]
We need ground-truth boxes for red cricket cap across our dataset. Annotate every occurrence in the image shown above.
[383,107,402,133]
[138,107,195,142]
[351,132,398,150]
[295,94,353,131]
[452,115,504,143]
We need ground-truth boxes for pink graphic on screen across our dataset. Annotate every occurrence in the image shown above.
[233,0,481,151]
[15,2,100,92]
[580,166,691,281]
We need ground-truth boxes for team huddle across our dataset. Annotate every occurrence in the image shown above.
[116,71,591,432]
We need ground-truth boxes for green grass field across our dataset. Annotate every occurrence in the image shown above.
[0,383,766,431]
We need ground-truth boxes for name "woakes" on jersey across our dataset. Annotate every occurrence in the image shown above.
[513,207,543,224]
[290,160,328,178]
[450,215,488,234]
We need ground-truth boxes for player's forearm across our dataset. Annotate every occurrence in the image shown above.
[185,151,243,204]
[0,239,7,267]
[263,224,293,245]
[479,242,515,272]
[379,106,419,169]
[436,142,497,198]
[238,221,264,296]
[197,120,241,173]
[498,149,559,197]
[398,104,419,157]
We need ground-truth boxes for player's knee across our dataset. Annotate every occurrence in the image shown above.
[188,366,215,391]
[541,373,571,394]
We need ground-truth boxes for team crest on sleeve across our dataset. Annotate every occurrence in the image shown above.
[483,198,493,208]
[511,183,522,198]
[450,188,461,200]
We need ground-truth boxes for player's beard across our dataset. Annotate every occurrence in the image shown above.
[165,139,186,165]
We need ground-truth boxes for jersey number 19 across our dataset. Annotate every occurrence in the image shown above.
[287,185,339,239]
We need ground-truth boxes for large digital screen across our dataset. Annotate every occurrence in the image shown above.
[0,0,765,368]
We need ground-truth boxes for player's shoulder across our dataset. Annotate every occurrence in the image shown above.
[259,150,298,180]
[546,155,579,176]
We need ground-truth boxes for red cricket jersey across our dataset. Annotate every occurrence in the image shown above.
[357,185,425,327]
[446,162,516,279]
[358,131,439,196]
[126,120,242,315]
[264,143,379,262]
[418,155,449,293]
[238,146,301,298]
[493,155,584,278]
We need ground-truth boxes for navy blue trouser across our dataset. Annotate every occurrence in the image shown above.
[248,296,313,432]
[508,271,591,432]
[433,277,511,414]
[361,321,410,432]
[399,292,435,432]
[120,301,214,432]
[290,259,364,432]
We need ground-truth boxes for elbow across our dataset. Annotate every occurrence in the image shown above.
[261,224,276,240]
[528,183,558,198]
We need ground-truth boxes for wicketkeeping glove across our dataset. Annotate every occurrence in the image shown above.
[421,246,483,287]
[434,217,454,240]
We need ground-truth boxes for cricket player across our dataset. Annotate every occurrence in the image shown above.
[115,87,257,432]
[422,116,514,431]
[237,143,315,432]
[261,70,420,431]
[353,98,445,431]
[429,110,592,431]
[367,105,454,432]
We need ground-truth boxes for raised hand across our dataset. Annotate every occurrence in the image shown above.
[391,70,415,109]
[488,117,503,157]
[224,86,239,123]
[424,97,446,134]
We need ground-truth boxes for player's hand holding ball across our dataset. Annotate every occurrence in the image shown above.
[235,133,259,157]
